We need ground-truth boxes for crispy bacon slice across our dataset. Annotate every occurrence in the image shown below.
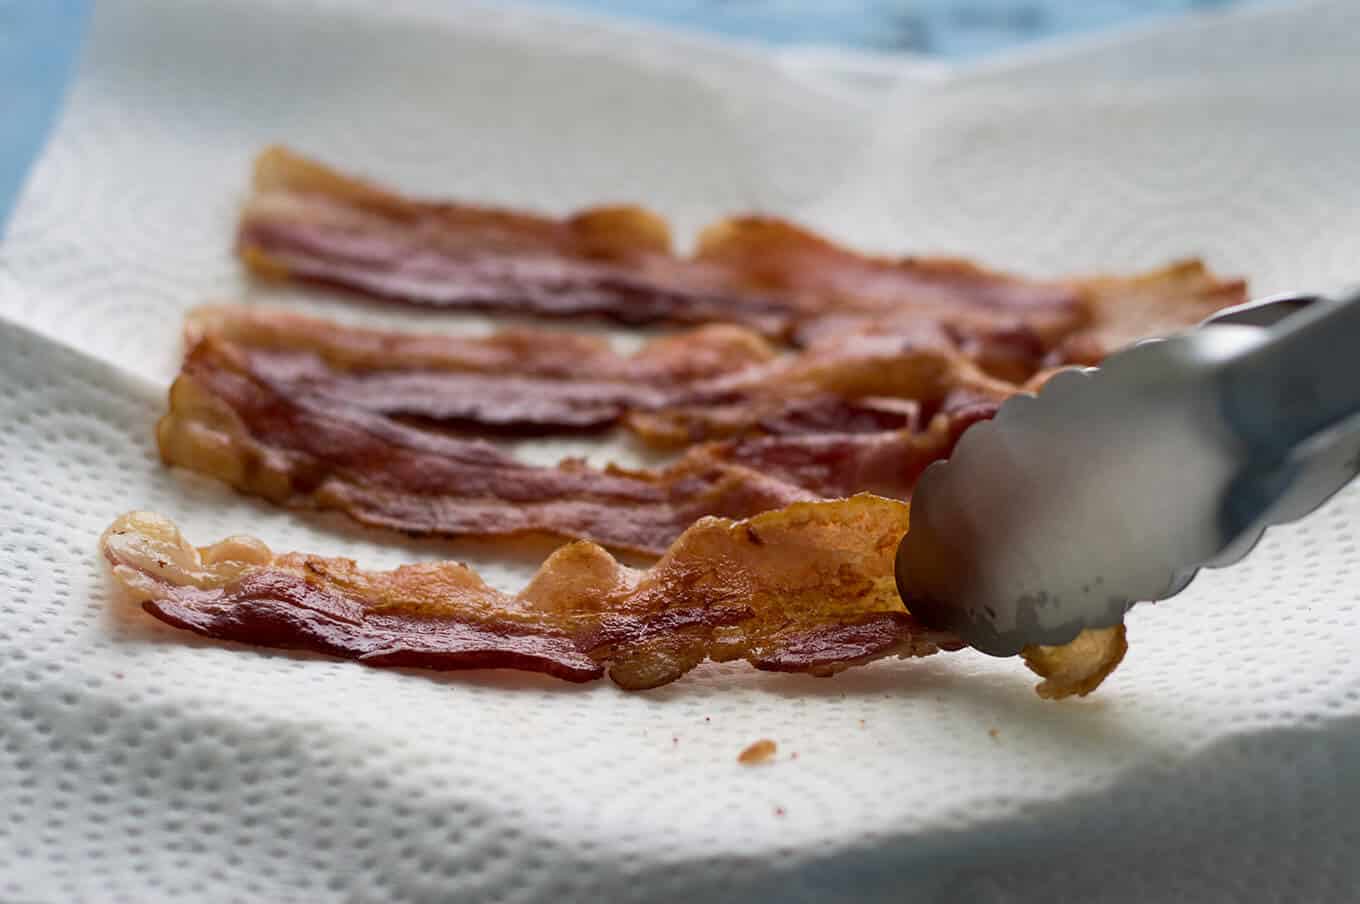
[158,335,983,554]
[188,305,921,438]
[238,148,1094,338]
[238,147,793,333]
[100,497,1126,696]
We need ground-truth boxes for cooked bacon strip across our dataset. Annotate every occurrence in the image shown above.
[190,306,964,442]
[158,336,982,554]
[239,148,1099,338]
[238,147,792,333]
[159,336,817,555]
[189,305,920,437]
[100,497,1126,696]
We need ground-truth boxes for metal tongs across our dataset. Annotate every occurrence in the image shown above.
[897,288,1360,656]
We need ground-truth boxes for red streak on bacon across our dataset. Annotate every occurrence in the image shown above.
[749,612,936,674]
[240,347,674,433]
[144,570,607,681]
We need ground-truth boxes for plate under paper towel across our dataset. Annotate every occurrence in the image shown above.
[2,1,1360,901]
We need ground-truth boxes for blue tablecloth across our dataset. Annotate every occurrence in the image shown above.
[533,0,1248,58]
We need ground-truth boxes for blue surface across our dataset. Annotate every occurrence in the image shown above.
[533,0,1248,58]
[0,0,90,236]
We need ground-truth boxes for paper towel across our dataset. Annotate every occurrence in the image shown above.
[2,0,1359,901]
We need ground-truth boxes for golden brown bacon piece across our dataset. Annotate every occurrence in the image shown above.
[238,148,1089,338]
[158,335,981,554]
[238,147,793,334]
[1022,626,1128,700]
[1053,259,1249,366]
[100,497,1126,697]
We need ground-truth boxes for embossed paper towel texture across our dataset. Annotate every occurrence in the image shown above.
[1,1,1359,902]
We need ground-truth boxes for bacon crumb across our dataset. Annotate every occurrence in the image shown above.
[738,739,777,765]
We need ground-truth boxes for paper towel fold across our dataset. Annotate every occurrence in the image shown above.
[2,0,1359,900]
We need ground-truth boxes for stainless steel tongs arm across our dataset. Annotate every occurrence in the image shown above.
[1218,287,1360,462]
[896,285,1360,656]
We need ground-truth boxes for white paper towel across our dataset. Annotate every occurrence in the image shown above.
[2,1,1359,901]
